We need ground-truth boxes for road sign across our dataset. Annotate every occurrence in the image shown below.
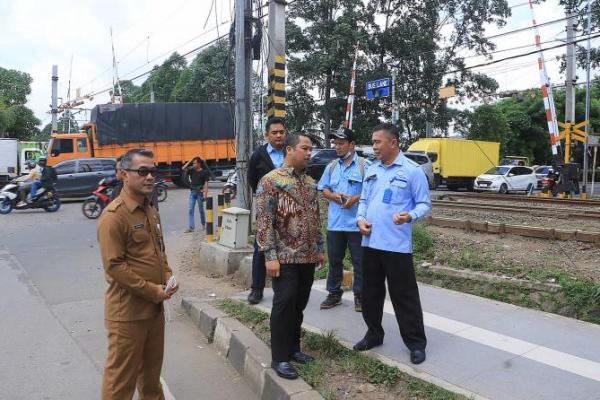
[366,78,390,100]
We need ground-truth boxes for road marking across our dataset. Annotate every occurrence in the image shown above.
[160,376,176,400]
[311,282,600,382]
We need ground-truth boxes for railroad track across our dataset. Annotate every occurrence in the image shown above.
[437,192,600,208]
[431,200,600,221]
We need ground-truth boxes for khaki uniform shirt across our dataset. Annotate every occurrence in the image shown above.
[97,189,172,321]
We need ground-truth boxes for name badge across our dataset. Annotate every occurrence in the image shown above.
[133,223,145,230]
[382,188,393,204]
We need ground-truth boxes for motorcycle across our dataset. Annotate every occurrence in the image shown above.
[222,172,237,200]
[82,178,113,219]
[0,180,61,215]
[155,178,168,203]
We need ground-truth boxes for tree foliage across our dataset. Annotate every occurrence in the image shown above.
[0,67,40,139]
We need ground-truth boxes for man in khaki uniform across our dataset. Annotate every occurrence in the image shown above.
[97,148,179,400]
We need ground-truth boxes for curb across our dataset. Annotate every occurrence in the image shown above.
[182,298,324,400]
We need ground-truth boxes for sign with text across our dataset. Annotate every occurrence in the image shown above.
[366,78,391,100]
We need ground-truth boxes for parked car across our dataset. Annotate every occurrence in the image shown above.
[474,166,538,194]
[54,158,117,198]
[404,152,436,190]
[307,149,370,181]
[534,165,554,188]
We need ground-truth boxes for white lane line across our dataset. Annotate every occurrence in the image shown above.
[311,283,600,382]
[160,376,176,400]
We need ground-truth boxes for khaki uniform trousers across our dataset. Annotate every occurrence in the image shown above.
[102,309,165,400]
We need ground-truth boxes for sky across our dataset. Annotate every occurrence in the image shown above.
[0,0,597,128]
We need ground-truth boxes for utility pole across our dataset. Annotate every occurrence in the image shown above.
[267,0,286,119]
[391,70,398,125]
[235,0,253,210]
[565,11,577,132]
[583,0,593,196]
[51,65,58,132]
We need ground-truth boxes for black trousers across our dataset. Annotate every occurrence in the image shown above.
[250,239,266,290]
[270,263,316,362]
[361,247,426,351]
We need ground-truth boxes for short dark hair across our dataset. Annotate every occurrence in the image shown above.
[284,132,312,156]
[120,148,154,170]
[192,157,203,164]
[372,123,399,140]
[266,117,285,132]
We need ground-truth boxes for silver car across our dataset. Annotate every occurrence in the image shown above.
[404,152,435,190]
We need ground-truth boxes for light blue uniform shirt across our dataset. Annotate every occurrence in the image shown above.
[267,143,284,168]
[357,152,431,253]
[317,153,363,232]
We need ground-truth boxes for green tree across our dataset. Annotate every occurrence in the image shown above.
[134,52,188,102]
[0,67,32,106]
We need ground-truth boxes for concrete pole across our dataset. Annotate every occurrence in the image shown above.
[391,70,398,125]
[565,11,577,125]
[51,65,58,132]
[235,0,253,210]
[583,0,592,195]
[267,0,286,119]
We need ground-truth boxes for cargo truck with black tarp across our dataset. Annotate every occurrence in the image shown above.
[46,102,236,186]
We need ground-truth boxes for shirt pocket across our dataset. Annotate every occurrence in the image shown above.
[131,229,151,244]
[347,176,363,196]
[390,179,409,204]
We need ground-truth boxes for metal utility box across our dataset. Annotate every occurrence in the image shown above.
[219,207,251,249]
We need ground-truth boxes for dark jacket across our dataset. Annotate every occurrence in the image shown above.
[40,166,58,186]
[248,144,276,192]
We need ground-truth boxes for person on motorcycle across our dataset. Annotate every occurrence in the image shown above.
[27,157,57,203]
[17,161,41,207]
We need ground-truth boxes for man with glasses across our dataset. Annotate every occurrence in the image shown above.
[317,128,366,312]
[97,148,178,399]
[110,155,159,210]
[247,117,286,304]
[182,157,210,233]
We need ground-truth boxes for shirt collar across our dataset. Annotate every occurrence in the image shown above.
[281,163,306,178]
[379,152,404,168]
[121,188,147,213]
[267,143,283,154]
[338,151,359,166]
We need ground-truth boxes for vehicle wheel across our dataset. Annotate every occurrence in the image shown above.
[499,183,508,194]
[0,198,13,214]
[447,184,460,191]
[432,174,441,190]
[44,197,61,213]
[82,198,102,219]
[466,181,475,192]
[156,186,168,202]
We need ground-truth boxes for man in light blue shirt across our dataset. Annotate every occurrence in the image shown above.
[317,128,366,312]
[354,123,431,366]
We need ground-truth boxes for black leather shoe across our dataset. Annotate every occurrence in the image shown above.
[410,349,426,365]
[271,361,298,380]
[353,337,383,352]
[247,289,263,305]
[291,351,314,364]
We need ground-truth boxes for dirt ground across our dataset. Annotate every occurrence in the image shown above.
[426,224,600,283]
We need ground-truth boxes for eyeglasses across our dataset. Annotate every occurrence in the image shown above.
[124,167,158,177]
[269,130,286,135]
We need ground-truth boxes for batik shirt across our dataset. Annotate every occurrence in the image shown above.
[256,165,325,264]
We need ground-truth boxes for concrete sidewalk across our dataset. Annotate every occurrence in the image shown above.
[238,279,600,400]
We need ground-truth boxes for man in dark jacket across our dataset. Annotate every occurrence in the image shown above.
[246,117,286,304]
[27,157,57,202]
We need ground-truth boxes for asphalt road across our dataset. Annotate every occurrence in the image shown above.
[0,184,256,400]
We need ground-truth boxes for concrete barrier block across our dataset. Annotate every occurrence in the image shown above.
[244,342,272,396]
[234,255,254,288]
[213,317,247,358]
[290,390,324,400]
[262,369,313,400]
[197,241,253,276]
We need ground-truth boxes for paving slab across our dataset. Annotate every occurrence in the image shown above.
[236,279,600,400]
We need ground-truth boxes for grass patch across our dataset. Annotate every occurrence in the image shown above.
[413,223,435,262]
[215,299,466,400]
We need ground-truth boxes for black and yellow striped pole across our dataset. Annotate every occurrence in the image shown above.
[205,196,214,242]
[267,55,286,118]
[217,194,224,237]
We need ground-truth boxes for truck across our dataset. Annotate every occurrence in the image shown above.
[0,138,46,184]
[407,138,500,190]
[46,102,236,186]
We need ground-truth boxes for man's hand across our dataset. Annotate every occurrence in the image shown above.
[266,260,281,278]
[357,219,372,236]
[392,212,412,225]
[316,253,326,270]
[341,194,360,209]
[164,282,179,300]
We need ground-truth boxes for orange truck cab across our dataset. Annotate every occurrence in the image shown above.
[47,102,236,186]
